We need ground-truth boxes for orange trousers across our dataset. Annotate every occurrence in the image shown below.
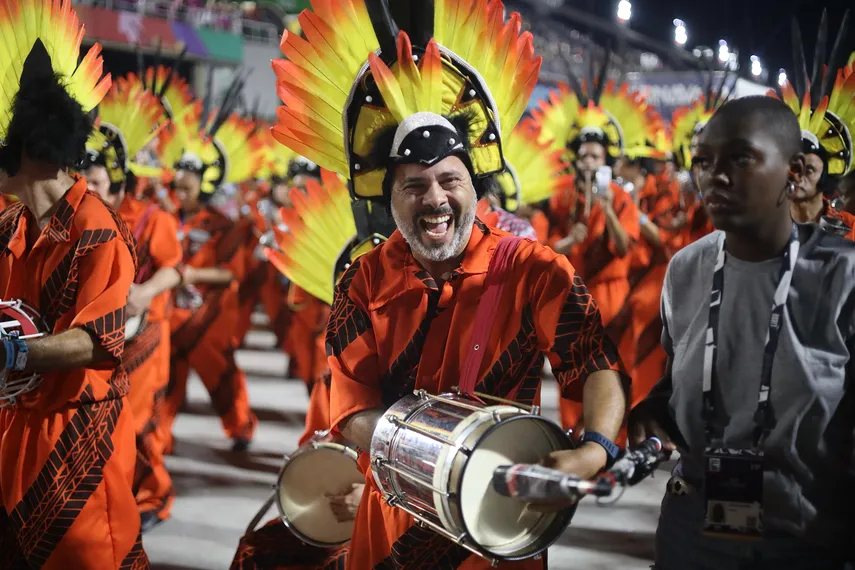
[126,319,174,521]
[559,278,630,432]
[0,397,149,569]
[282,299,329,387]
[163,293,258,451]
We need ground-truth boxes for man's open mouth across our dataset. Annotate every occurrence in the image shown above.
[419,214,453,240]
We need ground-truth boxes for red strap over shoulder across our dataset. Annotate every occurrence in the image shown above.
[458,236,525,398]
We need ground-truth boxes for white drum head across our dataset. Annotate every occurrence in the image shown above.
[276,445,363,545]
[125,315,143,340]
[459,418,563,553]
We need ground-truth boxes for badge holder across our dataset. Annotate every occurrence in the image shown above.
[702,447,764,540]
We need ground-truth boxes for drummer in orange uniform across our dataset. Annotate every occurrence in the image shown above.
[82,74,184,532]
[0,4,148,566]
[160,88,262,453]
[271,1,628,568]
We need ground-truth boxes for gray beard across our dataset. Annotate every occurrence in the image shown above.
[392,201,476,263]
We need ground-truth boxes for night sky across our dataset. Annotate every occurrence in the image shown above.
[569,0,854,81]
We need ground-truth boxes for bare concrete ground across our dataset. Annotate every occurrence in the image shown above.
[144,330,664,570]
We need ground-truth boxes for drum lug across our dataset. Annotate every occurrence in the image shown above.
[529,405,541,416]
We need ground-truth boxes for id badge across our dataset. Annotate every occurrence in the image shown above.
[702,447,763,540]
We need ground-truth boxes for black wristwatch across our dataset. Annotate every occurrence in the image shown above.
[581,431,620,469]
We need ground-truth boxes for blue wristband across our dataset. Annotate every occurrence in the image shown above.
[3,338,17,370]
[581,431,620,467]
[3,337,28,371]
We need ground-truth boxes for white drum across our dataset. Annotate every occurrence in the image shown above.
[275,430,363,547]
[371,390,575,563]
[125,312,147,341]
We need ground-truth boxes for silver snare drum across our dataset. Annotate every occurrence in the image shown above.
[275,430,363,547]
[371,390,574,562]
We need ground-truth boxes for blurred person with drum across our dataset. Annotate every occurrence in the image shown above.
[0,1,149,566]
[157,82,265,454]
[81,74,184,532]
[231,171,388,570]
[629,90,855,569]
[271,1,627,568]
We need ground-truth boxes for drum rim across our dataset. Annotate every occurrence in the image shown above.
[454,414,576,560]
[275,442,361,548]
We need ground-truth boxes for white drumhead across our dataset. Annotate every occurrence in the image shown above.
[460,418,562,551]
[125,315,143,340]
[277,445,363,545]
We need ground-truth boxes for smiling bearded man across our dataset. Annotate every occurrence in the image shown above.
[268,1,630,568]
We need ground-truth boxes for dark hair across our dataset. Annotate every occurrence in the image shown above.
[707,96,802,159]
[0,73,92,176]
[569,131,616,167]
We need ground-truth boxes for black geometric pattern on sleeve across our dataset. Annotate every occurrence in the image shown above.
[550,273,620,394]
[82,307,127,359]
[9,388,123,569]
[46,198,74,242]
[90,191,139,272]
[40,229,117,330]
[0,202,26,256]
[118,532,150,570]
[325,261,372,358]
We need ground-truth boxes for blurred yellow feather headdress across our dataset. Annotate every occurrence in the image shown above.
[671,72,736,170]
[530,49,663,169]
[497,120,575,208]
[265,169,384,305]
[271,0,541,211]
[769,10,855,178]
[83,75,168,192]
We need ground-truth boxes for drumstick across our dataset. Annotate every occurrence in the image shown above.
[583,171,593,220]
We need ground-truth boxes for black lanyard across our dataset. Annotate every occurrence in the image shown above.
[701,225,799,448]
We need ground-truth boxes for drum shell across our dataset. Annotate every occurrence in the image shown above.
[371,392,575,561]
[275,431,362,547]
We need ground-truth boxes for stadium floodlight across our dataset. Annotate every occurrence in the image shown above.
[750,55,762,78]
[673,19,688,46]
[617,0,631,23]
[778,69,788,87]
[718,40,729,63]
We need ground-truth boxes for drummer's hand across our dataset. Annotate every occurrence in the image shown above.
[527,443,608,512]
[327,483,364,523]
[127,284,153,317]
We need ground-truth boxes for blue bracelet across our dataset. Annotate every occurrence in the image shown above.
[3,338,17,370]
[581,431,620,468]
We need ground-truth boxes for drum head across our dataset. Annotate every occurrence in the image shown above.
[125,315,143,340]
[276,445,363,546]
[459,416,571,558]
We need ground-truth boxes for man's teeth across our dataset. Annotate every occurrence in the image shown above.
[422,215,451,224]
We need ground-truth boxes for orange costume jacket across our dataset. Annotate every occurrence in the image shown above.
[0,177,148,568]
[327,219,625,570]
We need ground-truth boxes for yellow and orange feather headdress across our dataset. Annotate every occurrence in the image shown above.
[265,169,384,305]
[0,0,110,139]
[769,10,855,177]
[271,0,541,203]
[84,75,169,188]
[497,121,574,208]
[531,76,663,168]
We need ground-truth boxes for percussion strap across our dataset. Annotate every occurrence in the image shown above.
[134,204,160,284]
[459,236,524,398]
